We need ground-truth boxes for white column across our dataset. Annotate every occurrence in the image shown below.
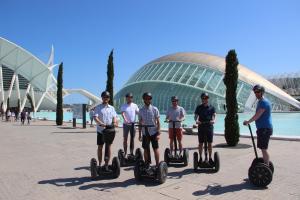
[7,73,16,100]
[35,91,47,111]
[0,65,5,111]
[15,74,21,111]
[30,86,36,112]
[20,84,31,112]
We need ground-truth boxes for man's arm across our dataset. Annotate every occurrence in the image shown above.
[243,108,265,125]
[210,113,216,124]
[121,111,129,124]
[94,116,105,126]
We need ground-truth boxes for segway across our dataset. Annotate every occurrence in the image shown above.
[118,123,143,166]
[247,124,273,187]
[90,125,120,180]
[134,124,168,184]
[193,121,220,172]
[164,120,189,166]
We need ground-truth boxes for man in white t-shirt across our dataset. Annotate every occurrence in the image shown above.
[120,93,139,156]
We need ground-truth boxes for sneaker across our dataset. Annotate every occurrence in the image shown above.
[209,158,214,166]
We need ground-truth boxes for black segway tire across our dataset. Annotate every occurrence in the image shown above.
[251,157,274,173]
[90,158,98,180]
[214,152,220,172]
[193,152,198,171]
[248,163,273,187]
[135,148,143,161]
[164,148,170,165]
[118,149,125,167]
[134,160,144,182]
[157,161,168,184]
[183,149,189,166]
[112,157,121,178]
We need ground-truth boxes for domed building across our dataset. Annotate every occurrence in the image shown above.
[115,52,300,113]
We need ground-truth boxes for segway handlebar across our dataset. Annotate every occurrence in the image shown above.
[247,124,258,159]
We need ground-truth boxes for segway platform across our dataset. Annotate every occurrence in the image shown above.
[118,148,143,167]
[90,157,120,180]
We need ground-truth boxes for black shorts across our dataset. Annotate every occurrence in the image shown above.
[142,133,159,150]
[198,126,213,143]
[97,129,116,145]
[257,128,272,149]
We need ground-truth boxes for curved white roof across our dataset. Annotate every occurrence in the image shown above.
[0,37,54,91]
[146,52,300,109]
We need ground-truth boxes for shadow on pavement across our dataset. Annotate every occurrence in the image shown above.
[213,143,252,149]
[167,168,195,179]
[38,177,93,187]
[79,178,161,191]
[193,179,267,196]
[74,166,90,171]
[51,131,95,134]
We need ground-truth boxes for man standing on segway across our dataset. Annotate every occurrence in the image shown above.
[120,93,139,156]
[194,92,216,165]
[138,92,161,167]
[166,96,186,156]
[243,84,273,166]
[94,91,118,172]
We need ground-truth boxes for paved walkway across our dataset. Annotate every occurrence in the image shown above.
[0,120,300,200]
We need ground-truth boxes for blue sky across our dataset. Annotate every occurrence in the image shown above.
[1,0,300,103]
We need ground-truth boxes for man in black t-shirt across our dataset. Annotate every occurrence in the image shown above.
[194,93,216,164]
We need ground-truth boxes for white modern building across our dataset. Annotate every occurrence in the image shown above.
[0,37,101,112]
[115,52,300,113]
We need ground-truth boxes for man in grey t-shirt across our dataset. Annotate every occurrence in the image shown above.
[138,92,161,167]
[166,96,185,155]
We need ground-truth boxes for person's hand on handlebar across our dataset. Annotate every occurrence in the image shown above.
[196,120,202,125]
[210,120,215,125]
[243,120,249,125]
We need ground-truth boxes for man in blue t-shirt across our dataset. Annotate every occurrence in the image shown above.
[244,84,273,166]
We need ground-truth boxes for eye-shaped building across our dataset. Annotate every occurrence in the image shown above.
[115,52,300,113]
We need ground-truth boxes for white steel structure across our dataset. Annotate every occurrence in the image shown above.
[0,37,101,112]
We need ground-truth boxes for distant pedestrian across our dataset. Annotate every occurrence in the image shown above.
[11,111,15,122]
[89,108,95,127]
[27,111,32,125]
[6,110,11,122]
[21,110,26,125]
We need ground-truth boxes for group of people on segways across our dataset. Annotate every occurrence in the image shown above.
[90,83,273,187]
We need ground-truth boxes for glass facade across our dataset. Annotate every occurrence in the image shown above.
[115,54,300,113]
[115,60,255,113]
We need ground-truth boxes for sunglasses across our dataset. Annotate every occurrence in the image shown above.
[254,91,261,94]
[102,96,110,98]
[202,97,208,100]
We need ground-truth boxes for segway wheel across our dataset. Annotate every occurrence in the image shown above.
[112,157,120,178]
[183,149,189,166]
[90,158,98,180]
[164,148,170,165]
[157,161,168,184]
[135,148,143,161]
[134,160,144,182]
[193,152,198,171]
[251,157,274,173]
[248,163,273,187]
[118,149,125,167]
[214,152,220,173]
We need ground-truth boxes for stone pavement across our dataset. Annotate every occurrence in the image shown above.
[0,120,300,200]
